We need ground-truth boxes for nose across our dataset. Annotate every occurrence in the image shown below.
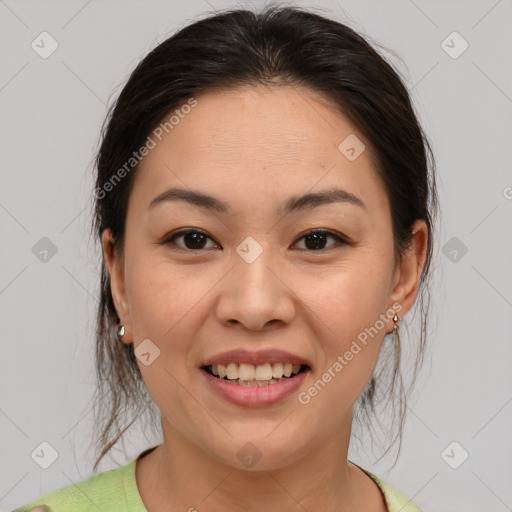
[214,245,296,331]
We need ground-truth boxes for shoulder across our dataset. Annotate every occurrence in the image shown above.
[364,469,423,512]
[11,460,135,512]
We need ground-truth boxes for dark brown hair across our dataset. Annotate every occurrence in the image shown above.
[90,4,438,471]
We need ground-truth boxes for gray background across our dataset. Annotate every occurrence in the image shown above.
[1,0,511,510]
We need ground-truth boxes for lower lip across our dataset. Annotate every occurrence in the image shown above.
[200,368,309,407]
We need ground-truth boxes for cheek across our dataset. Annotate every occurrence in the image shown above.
[124,247,205,341]
[297,282,390,418]
[296,254,393,397]
[298,255,393,339]
[124,259,209,424]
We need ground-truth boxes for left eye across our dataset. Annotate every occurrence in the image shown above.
[160,229,349,252]
[294,229,348,251]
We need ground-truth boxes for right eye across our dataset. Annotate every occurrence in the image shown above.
[160,229,220,252]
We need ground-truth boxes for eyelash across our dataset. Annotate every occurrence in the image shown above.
[159,228,352,253]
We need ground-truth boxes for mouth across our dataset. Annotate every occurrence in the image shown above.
[200,349,312,407]
[202,362,310,387]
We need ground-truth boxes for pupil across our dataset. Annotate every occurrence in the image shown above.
[305,233,326,250]
[184,232,206,249]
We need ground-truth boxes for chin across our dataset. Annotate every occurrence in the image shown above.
[205,435,309,472]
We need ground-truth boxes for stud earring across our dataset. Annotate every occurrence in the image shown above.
[117,324,125,340]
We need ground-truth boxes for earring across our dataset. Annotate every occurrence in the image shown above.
[392,314,400,336]
[391,313,402,375]
[117,324,125,340]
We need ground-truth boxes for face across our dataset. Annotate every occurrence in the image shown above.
[102,84,427,471]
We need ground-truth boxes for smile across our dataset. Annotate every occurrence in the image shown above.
[201,364,310,407]
[204,362,308,386]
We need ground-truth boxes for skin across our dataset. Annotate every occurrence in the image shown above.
[102,83,428,512]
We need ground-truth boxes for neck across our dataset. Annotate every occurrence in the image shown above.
[135,415,385,512]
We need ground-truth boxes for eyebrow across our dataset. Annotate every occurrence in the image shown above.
[148,186,366,214]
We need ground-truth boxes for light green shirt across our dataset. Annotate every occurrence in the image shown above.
[13,455,421,511]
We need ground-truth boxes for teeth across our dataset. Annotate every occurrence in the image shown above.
[239,363,255,380]
[217,364,227,379]
[211,362,303,381]
[254,363,273,381]
[235,378,282,386]
[272,362,283,378]
[226,363,238,380]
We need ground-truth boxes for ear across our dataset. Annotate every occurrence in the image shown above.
[388,219,429,320]
[101,228,132,344]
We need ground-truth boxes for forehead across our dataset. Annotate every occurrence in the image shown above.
[130,84,388,215]
[148,84,358,165]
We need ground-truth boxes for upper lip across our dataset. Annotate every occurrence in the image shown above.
[202,349,311,368]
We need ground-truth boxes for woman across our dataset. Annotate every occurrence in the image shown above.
[14,4,437,511]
